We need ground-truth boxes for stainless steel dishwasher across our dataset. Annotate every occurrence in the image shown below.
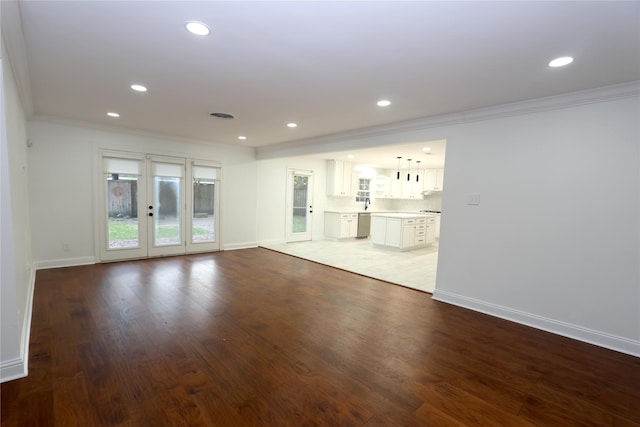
[357,212,371,239]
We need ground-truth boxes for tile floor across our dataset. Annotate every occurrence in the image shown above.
[261,238,438,293]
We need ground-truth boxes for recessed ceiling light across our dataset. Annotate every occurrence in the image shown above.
[238,136,247,140]
[377,100,391,107]
[107,112,120,118]
[287,123,298,128]
[347,154,354,159]
[185,21,211,36]
[130,84,147,92]
[549,56,573,67]
[422,147,431,153]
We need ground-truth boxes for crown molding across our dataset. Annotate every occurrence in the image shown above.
[1,0,34,116]
[29,113,255,155]
[256,81,640,159]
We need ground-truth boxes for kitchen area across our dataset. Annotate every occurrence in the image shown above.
[264,141,445,293]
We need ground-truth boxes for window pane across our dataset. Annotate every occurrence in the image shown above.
[107,174,139,249]
[154,176,181,246]
[192,179,215,243]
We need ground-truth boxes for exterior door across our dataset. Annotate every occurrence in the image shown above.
[99,151,221,261]
[147,156,186,257]
[100,151,148,261]
[286,169,313,242]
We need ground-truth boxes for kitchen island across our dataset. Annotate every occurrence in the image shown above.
[371,212,436,251]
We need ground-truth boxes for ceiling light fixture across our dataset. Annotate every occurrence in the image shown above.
[396,156,402,180]
[422,147,431,153]
[549,56,573,67]
[185,21,211,36]
[238,136,247,140]
[407,159,412,181]
[416,160,421,182]
[377,100,391,107]
[130,84,147,92]
[107,112,120,118]
[347,154,354,159]
[287,123,298,128]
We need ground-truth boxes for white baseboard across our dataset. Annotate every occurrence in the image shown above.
[257,238,286,246]
[0,264,36,383]
[432,289,640,358]
[34,256,96,270]
[223,242,259,251]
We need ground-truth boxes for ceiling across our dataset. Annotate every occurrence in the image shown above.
[6,1,640,166]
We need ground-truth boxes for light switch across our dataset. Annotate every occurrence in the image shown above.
[467,193,480,205]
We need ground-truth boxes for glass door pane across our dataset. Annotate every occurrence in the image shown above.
[148,158,186,257]
[186,162,220,253]
[107,173,139,249]
[100,152,147,262]
[286,169,313,242]
[192,178,215,243]
[153,176,182,246]
[292,175,309,233]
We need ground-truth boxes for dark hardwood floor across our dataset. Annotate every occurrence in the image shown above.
[2,248,639,426]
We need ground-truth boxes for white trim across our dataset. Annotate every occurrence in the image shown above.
[0,264,36,383]
[0,357,26,383]
[34,256,96,270]
[256,81,640,159]
[223,242,258,251]
[432,289,640,358]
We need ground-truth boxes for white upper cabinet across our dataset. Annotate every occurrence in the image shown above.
[326,160,353,197]
[423,168,445,192]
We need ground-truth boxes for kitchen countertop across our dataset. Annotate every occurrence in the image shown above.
[370,212,429,219]
[324,210,395,214]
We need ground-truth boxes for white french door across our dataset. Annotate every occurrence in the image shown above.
[286,168,314,242]
[147,156,186,257]
[99,151,221,262]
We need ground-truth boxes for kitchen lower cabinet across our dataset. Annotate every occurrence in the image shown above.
[324,212,358,239]
[371,213,432,250]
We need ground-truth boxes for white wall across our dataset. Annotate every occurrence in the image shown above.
[1,38,34,382]
[256,156,327,245]
[257,86,640,356]
[434,95,639,354]
[27,119,258,266]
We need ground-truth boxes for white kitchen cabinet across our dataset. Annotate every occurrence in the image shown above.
[324,212,358,239]
[326,160,353,197]
[389,171,403,198]
[423,168,445,192]
[434,214,441,239]
[371,214,431,250]
[371,216,388,245]
[425,216,436,244]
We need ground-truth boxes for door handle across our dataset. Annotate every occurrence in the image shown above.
[148,205,153,209]
[148,213,153,217]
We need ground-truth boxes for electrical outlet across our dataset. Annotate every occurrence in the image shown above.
[63,243,71,252]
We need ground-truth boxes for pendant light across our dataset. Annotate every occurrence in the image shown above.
[407,159,412,181]
[416,160,421,182]
[396,156,402,180]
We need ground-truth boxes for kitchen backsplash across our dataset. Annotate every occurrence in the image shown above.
[326,193,442,212]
